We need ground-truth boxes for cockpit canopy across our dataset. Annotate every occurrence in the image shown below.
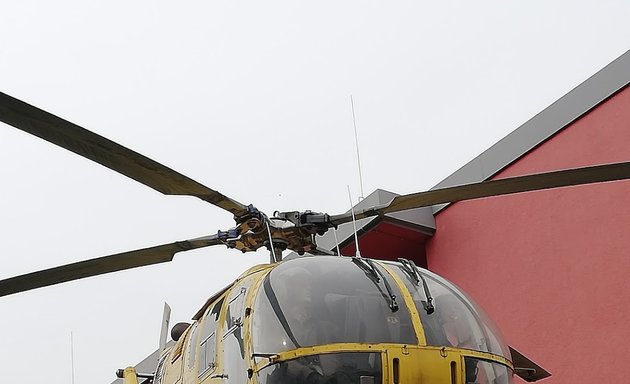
[252,256,510,359]
[385,260,511,358]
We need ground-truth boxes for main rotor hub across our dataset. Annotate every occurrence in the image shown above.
[218,209,335,258]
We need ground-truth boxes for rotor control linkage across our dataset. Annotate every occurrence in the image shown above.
[274,210,334,235]
[217,228,240,240]
[217,208,268,253]
[234,204,264,224]
[215,210,334,256]
[217,216,264,242]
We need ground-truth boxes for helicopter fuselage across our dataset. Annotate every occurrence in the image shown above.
[124,255,515,384]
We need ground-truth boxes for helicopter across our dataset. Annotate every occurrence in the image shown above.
[2,90,630,384]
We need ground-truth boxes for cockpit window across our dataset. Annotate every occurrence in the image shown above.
[464,357,514,384]
[257,352,382,384]
[388,263,510,358]
[253,257,416,355]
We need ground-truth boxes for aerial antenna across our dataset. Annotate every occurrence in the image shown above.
[265,221,281,263]
[70,331,76,384]
[332,228,342,256]
[347,185,361,258]
[350,95,365,201]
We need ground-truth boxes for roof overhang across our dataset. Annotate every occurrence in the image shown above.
[317,189,435,262]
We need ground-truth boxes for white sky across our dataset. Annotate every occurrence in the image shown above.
[0,1,628,383]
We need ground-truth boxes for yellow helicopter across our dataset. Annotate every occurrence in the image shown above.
[2,91,630,384]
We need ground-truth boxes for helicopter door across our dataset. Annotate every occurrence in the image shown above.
[221,276,256,384]
[198,297,225,380]
[182,322,201,381]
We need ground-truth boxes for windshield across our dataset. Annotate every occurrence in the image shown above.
[464,357,514,384]
[257,352,382,384]
[253,257,416,354]
[388,262,511,358]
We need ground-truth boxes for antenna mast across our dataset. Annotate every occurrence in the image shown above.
[70,331,76,384]
[347,186,362,258]
[350,95,365,201]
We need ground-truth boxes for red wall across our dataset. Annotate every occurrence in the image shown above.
[341,221,429,266]
[426,85,630,383]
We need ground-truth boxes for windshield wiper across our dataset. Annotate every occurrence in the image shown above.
[352,257,399,312]
[352,256,379,280]
[370,258,400,312]
[398,258,435,314]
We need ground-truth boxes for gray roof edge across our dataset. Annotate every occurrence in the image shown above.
[431,49,630,214]
[317,188,436,251]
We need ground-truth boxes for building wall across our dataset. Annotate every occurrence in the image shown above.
[425,85,630,383]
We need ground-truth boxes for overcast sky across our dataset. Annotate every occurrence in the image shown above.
[0,1,628,383]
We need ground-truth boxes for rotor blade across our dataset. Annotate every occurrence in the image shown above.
[0,234,222,297]
[330,161,630,225]
[0,91,248,217]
